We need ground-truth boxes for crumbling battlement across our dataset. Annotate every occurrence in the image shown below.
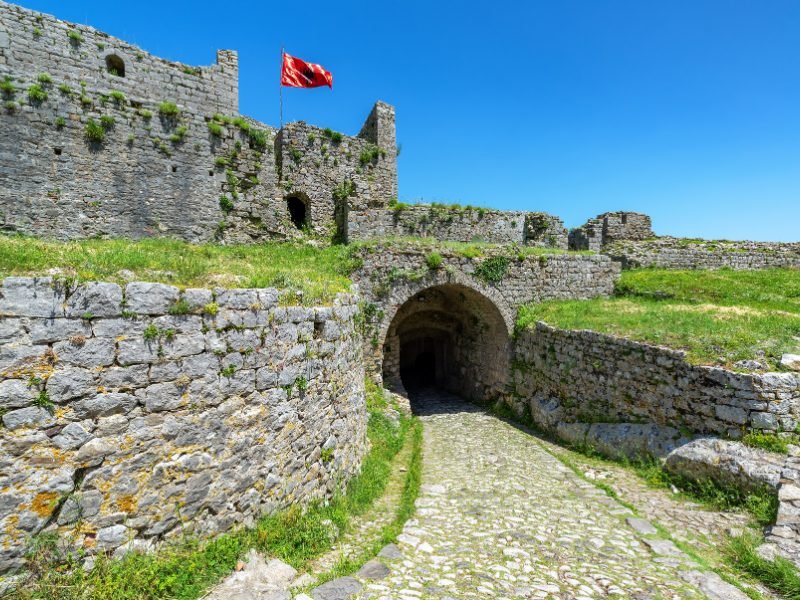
[568,212,654,251]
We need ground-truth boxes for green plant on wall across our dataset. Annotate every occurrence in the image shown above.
[27,84,48,103]
[84,118,105,143]
[425,252,443,270]
[474,256,509,283]
[158,101,180,117]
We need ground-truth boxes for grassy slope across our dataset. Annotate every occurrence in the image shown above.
[518,268,800,369]
[0,236,355,305]
[10,382,419,600]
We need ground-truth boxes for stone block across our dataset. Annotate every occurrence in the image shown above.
[29,318,91,344]
[182,288,213,310]
[1,406,55,430]
[99,364,149,390]
[0,277,64,318]
[73,392,137,419]
[0,379,36,409]
[715,404,747,425]
[47,367,97,403]
[65,282,122,318]
[751,411,779,430]
[143,382,185,412]
[53,337,115,367]
[125,282,179,315]
[117,338,160,365]
[52,422,92,450]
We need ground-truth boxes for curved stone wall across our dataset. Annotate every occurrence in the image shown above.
[511,322,800,439]
[0,277,367,574]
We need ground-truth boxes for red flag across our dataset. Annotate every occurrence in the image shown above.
[281,53,333,89]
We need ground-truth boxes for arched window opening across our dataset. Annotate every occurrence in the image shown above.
[287,196,308,229]
[106,55,125,77]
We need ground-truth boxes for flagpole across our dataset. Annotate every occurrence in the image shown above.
[279,46,284,129]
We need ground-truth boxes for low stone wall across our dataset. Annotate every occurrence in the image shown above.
[0,277,367,574]
[511,322,800,438]
[604,238,800,270]
[347,207,568,248]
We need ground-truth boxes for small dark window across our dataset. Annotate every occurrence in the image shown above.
[53,148,62,156]
[287,196,308,229]
[208,170,214,176]
[313,321,324,338]
[171,165,177,173]
[106,55,125,77]
[621,214,628,224]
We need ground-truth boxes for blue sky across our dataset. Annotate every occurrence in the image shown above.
[19,1,800,241]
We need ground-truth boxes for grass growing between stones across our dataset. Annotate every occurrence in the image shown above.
[727,532,800,598]
[307,407,422,588]
[9,381,411,600]
[517,267,800,369]
[0,235,358,305]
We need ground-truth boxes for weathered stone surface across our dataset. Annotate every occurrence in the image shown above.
[665,438,785,491]
[679,570,751,600]
[53,337,115,367]
[2,406,55,430]
[96,525,132,550]
[52,423,92,450]
[626,517,658,536]
[47,367,97,403]
[0,278,64,318]
[311,577,362,600]
[0,379,36,408]
[355,559,390,580]
[782,354,800,371]
[72,392,137,419]
[65,283,123,318]
[125,283,180,315]
[29,318,91,344]
[0,280,366,577]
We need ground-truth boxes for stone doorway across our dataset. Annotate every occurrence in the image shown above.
[382,284,510,402]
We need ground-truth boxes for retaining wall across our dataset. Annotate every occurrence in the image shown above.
[604,238,800,270]
[511,322,800,439]
[0,277,367,574]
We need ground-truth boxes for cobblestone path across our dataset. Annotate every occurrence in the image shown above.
[356,389,744,599]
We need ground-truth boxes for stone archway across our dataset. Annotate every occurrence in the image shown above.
[381,283,511,402]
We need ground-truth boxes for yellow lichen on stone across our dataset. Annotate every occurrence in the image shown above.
[30,491,58,517]
[116,494,138,514]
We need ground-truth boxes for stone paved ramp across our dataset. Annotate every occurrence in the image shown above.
[355,390,744,599]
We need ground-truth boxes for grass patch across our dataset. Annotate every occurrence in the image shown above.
[517,268,800,369]
[727,532,800,598]
[742,432,792,454]
[11,381,411,599]
[0,235,359,305]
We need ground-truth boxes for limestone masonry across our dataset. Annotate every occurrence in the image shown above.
[0,277,366,574]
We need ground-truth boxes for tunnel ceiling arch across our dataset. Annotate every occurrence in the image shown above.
[381,283,511,401]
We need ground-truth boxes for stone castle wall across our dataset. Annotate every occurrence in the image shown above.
[347,207,568,248]
[511,322,800,443]
[0,277,367,574]
[276,107,397,239]
[603,238,800,270]
[0,1,238,115]
[569,211,653,251]
[0,2,397,244]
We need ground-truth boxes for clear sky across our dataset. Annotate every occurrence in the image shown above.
[16,0,800,241]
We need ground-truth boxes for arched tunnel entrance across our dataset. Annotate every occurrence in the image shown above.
[382,284,511,402]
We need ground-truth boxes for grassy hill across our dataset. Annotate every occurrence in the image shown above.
[518,268,800,370]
